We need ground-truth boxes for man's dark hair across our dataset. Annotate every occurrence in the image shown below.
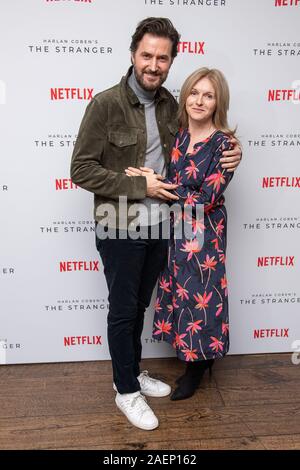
[130,17,180,59]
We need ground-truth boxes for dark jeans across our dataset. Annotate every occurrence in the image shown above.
[95,223,168,394]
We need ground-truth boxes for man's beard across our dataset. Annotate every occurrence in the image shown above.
[134,66,168,92]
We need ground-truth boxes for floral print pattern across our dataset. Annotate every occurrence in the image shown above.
[153,129,233,362]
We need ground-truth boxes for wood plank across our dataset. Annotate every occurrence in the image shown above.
[0,411,253,450]
[0,353,293,380]
[1,402,300,450]
[54,436,266,450]
[218,385,300,407]
[0,382,224,419]
[0,353,298,450]
[258,434,300,450]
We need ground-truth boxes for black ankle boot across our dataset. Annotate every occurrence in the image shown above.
[175,359,214,385]
[206,359,214,378]
[175,374,185,385]
[171,359,214,401]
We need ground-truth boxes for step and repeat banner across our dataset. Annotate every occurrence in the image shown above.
[0,0,299,365]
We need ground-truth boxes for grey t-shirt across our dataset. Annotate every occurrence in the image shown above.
[128,71,169,226]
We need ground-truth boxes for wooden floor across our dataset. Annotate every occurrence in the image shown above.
[0,353,300,450]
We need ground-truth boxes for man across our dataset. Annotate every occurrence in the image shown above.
[71,17,241,431]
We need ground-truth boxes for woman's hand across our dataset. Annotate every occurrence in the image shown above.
[220,137,242,172]
[125,166,156,177]
[124,166,179,201]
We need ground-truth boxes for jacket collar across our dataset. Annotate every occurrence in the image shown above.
[120,66,169,105]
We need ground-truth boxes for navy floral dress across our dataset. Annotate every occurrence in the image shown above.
[153,129,233,362]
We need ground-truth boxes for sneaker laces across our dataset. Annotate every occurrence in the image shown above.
[139,370,158,389]
[130,393,149,415]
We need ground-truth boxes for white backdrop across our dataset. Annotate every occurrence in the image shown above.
[0,0,299,365]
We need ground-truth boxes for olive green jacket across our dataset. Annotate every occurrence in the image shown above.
[70,67,178,227]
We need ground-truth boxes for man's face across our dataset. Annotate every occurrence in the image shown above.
[131,33,173,92]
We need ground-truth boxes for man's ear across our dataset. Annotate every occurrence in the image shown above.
[131,52,135,65]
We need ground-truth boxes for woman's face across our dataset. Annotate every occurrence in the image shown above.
[185,77,217,125]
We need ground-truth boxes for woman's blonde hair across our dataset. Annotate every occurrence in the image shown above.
[178,67,236,137]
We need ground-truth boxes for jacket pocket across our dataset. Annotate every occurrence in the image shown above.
[108,130,137,147]
[105,129,139,170]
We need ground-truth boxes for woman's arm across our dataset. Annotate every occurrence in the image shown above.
[164,137,234,209]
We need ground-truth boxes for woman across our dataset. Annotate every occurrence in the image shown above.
[127,67,236,400]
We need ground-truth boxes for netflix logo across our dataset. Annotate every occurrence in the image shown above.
[275,0,300,6]
[268,89,300,101]
[50,88,93,100]
[257,256,295,267]
[59,261,99,272]
[253,328,289,339]
[177,41,205,54]
[64,335,102,347]
[55,179,78,190]
[262,177,300,188]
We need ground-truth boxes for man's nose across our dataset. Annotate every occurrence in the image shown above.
[149,58,158,72]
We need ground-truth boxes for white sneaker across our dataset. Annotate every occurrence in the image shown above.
[113,371,171,398]
[115,391,159,430]
[138,370,171,397]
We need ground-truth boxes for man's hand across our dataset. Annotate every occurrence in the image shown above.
[125,166,179,201]
[220,137,242,172]
[125,166,155,177]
